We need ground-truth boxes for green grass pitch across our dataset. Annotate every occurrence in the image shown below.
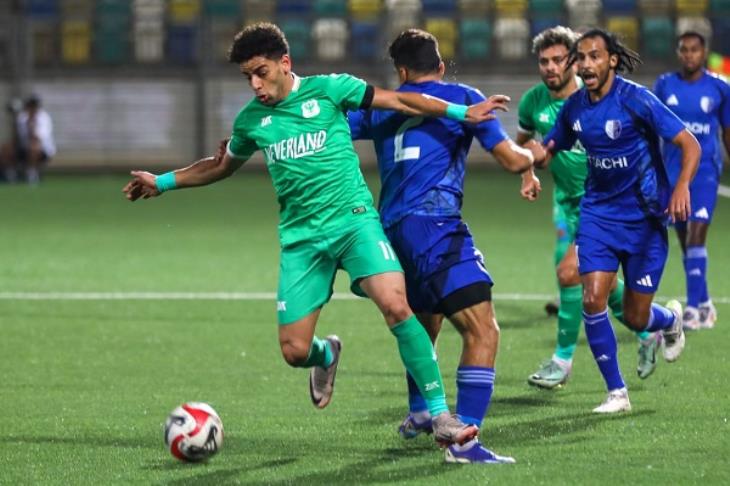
[1,169,729,484]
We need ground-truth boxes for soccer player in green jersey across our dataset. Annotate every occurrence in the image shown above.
[122,23,509,448]
[516,26,662,389]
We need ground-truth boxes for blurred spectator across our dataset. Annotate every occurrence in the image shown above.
[1,95,56,184]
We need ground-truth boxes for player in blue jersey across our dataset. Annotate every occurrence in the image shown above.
[654,31,730,331]
[544,29,700,413]
[348,29,542,464]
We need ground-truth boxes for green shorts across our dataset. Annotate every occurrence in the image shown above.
[277,216,402,325]
[553,195,581,245]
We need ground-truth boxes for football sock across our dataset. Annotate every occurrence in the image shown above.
[300,336,333,368]
[554,285,582,361]
[553,226,570,267]
[456,366,495,427]
[685,246,707,308]
[583,309,625,391]
[643,304,676,332]
[405,372,429,414]
[391,316,448,417]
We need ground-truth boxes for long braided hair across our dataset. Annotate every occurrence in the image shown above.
[567,28,642,73]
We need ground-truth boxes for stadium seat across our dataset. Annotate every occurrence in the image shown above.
[530,0,565,17]
[458,0,491,14]
[531,18,563,38]
[167,25,197,64]
[133,0,165,21]
[349,0,383,20]
[710,0,730,14]
[638,0,671,14]
[134,31,164,62]
[425,18,457,59]
[676,16,712,42]
[210,21,239,62]
[280,19,311,60]
[97,0,131,23]
[26,0,59,19]
[350,20,379,60]
[277,0,311,15]
[712,17,730,55]
[602,0,637,13]
[168,0,200,25]
[313,18,348,60]
[495,17,529,59]
[244,0,275,24]
[95,32,129,64]
[606,16,639,51]
[30,21,57,65]
[642,17,674,58]
[203,0,240,17]
[61,0,93,18]
[676,0,708,15]
[459,19,491,60]
[386,0,422,40]
[61,20,91,64]
[566,0,602,29]
[495,0,528,15]
[422,0,456,14]
[314,0,348,17]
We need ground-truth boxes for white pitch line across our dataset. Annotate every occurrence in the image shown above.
[0,291,727,304]
[719,184,730,198]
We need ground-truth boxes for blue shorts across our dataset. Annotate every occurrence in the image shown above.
[576,216,668,294]
[385,214,493,313]
[674,175,719,228]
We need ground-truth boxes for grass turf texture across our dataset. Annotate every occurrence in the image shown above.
[1,170,729,484]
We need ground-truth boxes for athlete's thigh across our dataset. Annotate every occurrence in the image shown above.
[621,222,668,295]
[277,241,337,325]
[336,216,403,297]
[575,218,621,277]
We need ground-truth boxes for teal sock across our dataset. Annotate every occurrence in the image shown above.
[554,285,582,361]
[391,316,448,417]
[299,336,333,368]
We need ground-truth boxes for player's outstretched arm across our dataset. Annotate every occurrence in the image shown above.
[370,87,510,123]
[667,129,701,222]
[122,142,243,202]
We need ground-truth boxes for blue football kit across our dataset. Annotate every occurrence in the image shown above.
[348,80,508,313]
[545,76,687,293]
[654,70,730,224]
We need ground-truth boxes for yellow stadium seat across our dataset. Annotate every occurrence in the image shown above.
[61,20,91,64]
[349,0,383,20]
[425,18,457,59]
[676,0,708,15]
[495,0,528,15]
[169,0,200,24]
[606,16,639,51]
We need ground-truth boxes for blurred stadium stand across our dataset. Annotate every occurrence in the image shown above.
[0,0,726,168]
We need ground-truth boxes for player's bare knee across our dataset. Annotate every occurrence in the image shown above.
[582,292,607,314]
[381,297,412,324]
[557,263,579,287]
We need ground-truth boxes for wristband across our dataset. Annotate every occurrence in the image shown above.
[155,172,177,193]
[445,104,468,121]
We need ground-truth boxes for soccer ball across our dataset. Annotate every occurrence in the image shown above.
[164,402,224,462]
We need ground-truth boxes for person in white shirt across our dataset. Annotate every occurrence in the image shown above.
[1,95,56,184]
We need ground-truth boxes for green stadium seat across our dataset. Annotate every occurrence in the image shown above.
[710,0,730,14]
[459,19,491,60]
[97,0,130,28]
[314,0,348,17]
[203,0,240,17]
[280,19,311,60]
[530,0,564,16]
[95,32,129,64]
[642,17,674,58]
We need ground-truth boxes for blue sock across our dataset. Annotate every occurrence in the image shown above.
[456,366,495,427]
[583,309,625,391]
[643,303,677,332]
[405,372,429,414]
[684,246,707,308]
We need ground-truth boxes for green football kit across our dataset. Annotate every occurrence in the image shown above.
[517,80,644,365]
[226,73,449,416]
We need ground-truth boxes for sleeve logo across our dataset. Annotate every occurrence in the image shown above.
[301,99,321,118]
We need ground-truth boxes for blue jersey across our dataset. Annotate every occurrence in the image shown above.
[654,69,730,183]
[545,76,687,223]
[348,80,508,228]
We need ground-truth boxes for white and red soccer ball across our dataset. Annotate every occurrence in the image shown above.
[164,402,224,462]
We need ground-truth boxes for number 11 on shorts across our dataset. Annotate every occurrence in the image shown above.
[378,241,397,261]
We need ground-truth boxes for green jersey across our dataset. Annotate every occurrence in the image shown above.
[517,81,587,203]
[228,73,377,246]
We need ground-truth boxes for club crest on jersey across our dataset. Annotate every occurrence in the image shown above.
[301,99,320,118]
[700,96,713,114]
[604,120,622,140]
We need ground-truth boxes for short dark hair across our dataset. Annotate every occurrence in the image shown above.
[388,29,441,73]
[677,31,706,47]
[531,26,578,55]
[568,28,642,74]
[24,94,40,109]
[228,22,289,64]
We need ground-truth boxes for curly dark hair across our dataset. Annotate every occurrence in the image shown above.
[568,28,642,73]
[228,22,289,64]
[388,29,441,73]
